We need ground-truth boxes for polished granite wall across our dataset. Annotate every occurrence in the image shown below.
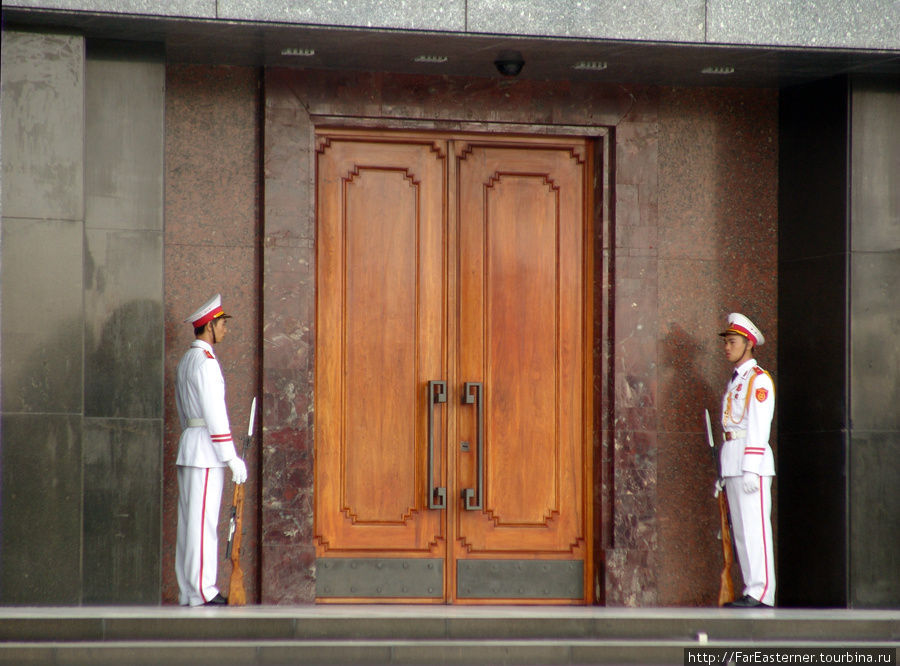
[5,0,899,51]
[1,33,164,603]
[260,68,778,605]
[161,64,262,604]
[848,80,900,608]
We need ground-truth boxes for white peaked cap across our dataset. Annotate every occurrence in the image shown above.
[184,293,231,327]
[719,312,765,346]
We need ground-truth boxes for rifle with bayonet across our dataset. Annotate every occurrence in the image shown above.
[226,397,255,606]
[705,408,736,606]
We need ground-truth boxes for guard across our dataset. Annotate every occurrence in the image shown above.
[719,313,776,607]
[174,294,248,606]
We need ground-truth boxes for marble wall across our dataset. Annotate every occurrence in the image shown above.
[253,68,778,605]
[162,64,262,603]
[656,87,778,605]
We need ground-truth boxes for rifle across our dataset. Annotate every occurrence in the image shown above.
[226,397,255,606]
[705,408,736,607]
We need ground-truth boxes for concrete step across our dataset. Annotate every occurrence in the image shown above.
[1,606,897,665]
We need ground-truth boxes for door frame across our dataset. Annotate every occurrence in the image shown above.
[312,125,601,605]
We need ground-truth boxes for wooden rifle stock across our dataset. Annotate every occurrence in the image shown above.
[717,489,736,606]
[706,408,735,606]
[227,480,246,605]
[227,398,255,606]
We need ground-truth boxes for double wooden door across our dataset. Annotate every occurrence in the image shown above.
[315,129,592,604]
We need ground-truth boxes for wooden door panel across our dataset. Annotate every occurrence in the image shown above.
[316,136,447,555]
[455,143,587,559]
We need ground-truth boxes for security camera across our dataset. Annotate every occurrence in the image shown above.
[494,50,525,77]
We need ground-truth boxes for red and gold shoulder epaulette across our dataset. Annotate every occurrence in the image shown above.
[753,366,765,375]
[204,350,215,359]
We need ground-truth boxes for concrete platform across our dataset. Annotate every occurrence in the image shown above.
[1,605,897,665]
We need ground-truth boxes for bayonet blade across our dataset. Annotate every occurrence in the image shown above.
[705,409,715,449]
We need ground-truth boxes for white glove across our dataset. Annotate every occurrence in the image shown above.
[714,478,725,498]
[742,471,760,494]
[227,457,248,484]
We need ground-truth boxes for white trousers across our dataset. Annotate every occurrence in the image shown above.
[724,475,775,606]
[176,465,225,606]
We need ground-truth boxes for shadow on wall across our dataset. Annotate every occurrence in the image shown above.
[659,322,741,606]
[85,299,163,419]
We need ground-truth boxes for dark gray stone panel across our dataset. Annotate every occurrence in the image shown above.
[849,431,900,608]
[1,218,84,414]
[82,418,162,604]
[851,81,900,253]
[0,414,82,604]
[778,78,849,263]
[83,46,164,420]
[85,51,164,232]
[0,31,84,221]
[778,254,847,433]
[83,230,164,419]
[776,430,847,608]
[851,250,900,432]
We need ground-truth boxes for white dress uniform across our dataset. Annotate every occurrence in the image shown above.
[719,313,776,607]
[175,295,239,606]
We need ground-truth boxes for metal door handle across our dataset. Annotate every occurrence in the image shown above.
[427,380,447,509]
[462,382,483,511]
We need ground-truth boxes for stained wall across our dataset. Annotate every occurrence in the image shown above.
[1,33,165,604]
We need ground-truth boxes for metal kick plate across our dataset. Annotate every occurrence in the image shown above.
[457,559,584,599]
[316,558,443,598]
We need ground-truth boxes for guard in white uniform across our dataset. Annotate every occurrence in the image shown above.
[719,313,776,608]
[175,294,248,606]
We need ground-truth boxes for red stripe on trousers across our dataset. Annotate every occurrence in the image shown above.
[200,468,210,603]
[759,482,769,602]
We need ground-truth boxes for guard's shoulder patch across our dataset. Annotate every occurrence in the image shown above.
[204,350,215,359]
[753,366,765,375]
[755,387,769,402]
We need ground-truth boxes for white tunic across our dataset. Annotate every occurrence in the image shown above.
[175,340,237,467]
[720,358,775,478]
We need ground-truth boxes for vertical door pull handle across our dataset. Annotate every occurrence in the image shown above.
[462,382,484,511]
[427,380,447,509]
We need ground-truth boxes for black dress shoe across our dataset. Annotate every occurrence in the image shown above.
[203,593,228,606]
[724,594,771,608]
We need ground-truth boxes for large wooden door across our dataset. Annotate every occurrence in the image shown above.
[315,130,592,604]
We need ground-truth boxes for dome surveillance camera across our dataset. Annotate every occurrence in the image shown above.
[494,50,525,77]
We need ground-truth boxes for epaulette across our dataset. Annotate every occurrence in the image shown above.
[753,366,765,375]
[204,350,215,359]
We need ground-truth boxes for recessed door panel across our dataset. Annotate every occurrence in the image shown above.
[455,142,587,566]
[316,136,447,557]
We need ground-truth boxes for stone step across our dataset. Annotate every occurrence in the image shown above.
[1,607,897,665]
[2,638,898,665]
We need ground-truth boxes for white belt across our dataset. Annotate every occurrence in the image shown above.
[724,429,747,441]
[186,418,206,428]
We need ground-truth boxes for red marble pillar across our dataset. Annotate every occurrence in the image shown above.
[163,64,262,604]
[656,86,778,605]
